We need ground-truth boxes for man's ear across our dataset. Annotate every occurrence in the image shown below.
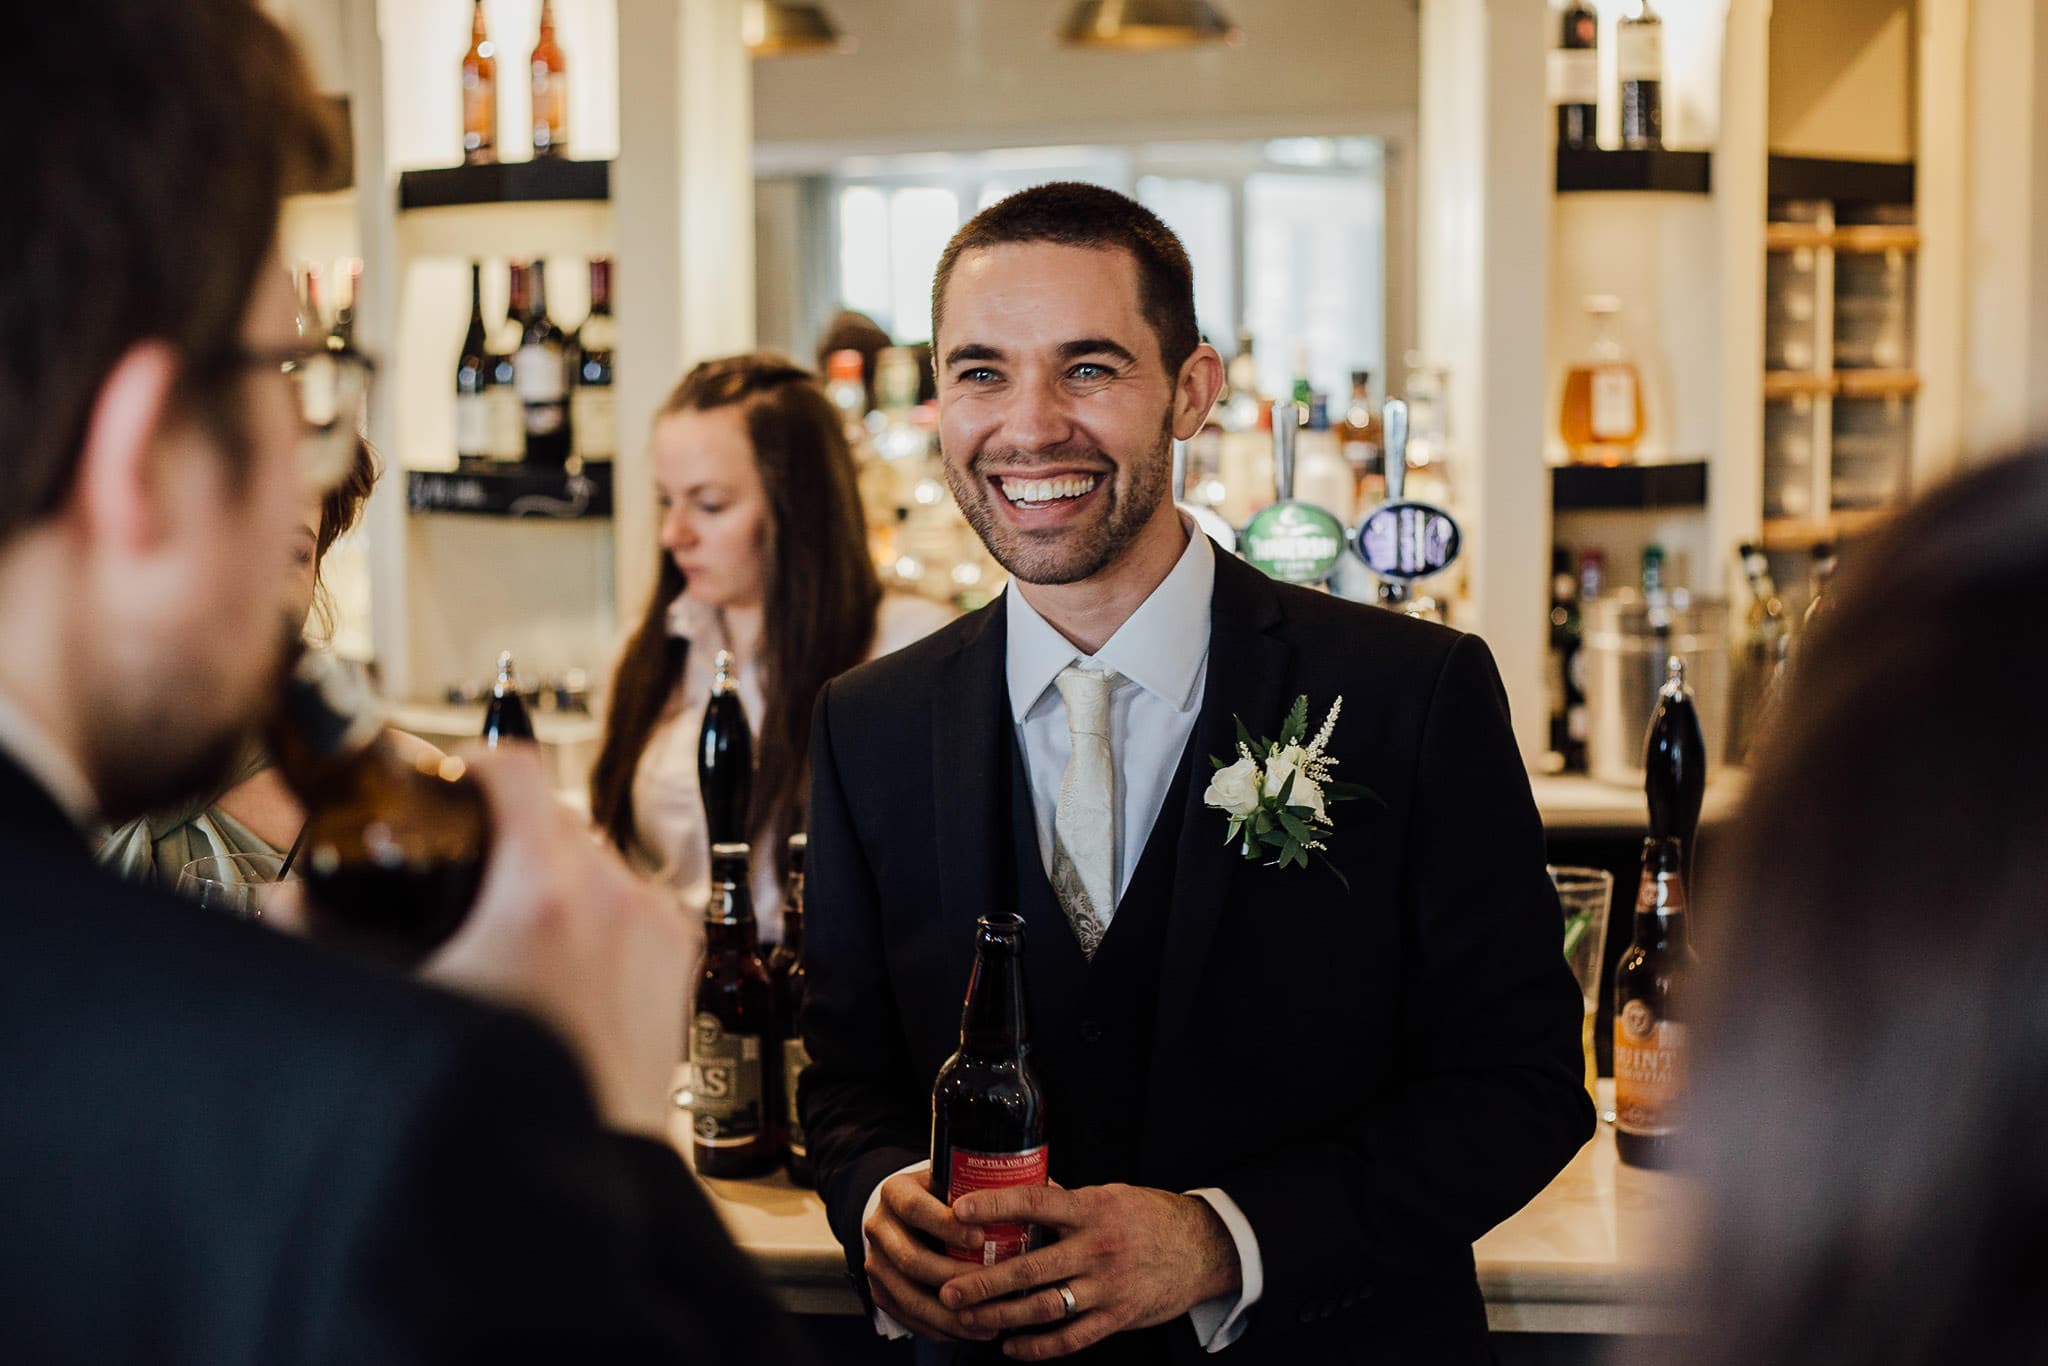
[71,341,183,555]
[1172,342,1226,441]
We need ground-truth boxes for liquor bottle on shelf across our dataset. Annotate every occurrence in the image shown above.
[693,841,779,1179]
[1293,395,1357,527]
[571,257,615,463]
[1547,547,1588,772]
[1644,654,1707,870]
[823,348,869,445]
[1551,0,1599,151]
[529,0,567,158]
[1224,330,1263,432]
[1289,344,1314,425]
[1338,369,1384,491]
[930,912,1050,1266]
[516,260,572,466]
[1578,546,1607,604]
[327,259,360,352]
[1559,296,1644,465]
[1805,540,1839,628]
[460,0,497,165]
[1618,1,1664,151]
[487,262,528,465]
[768,833,812,1187]
[269,642,489,970]
[1730,543,1788,761]
[455,262,493,465]
[698,649,753,852]
[1614,835,1696,1169]
[481,651,535,747]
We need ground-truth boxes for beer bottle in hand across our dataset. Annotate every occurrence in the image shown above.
[931,912,1049,1265]
[1614,836,1697,1169]
[1644,654,1707,874]
[697,649,753,849]
[270,642,488,969]
[481,651,535,747]
[693,842,779,1179]
[768,832,812,1187]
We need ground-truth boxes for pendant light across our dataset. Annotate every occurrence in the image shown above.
[743,0,852,57]
[1059,0,1243,49]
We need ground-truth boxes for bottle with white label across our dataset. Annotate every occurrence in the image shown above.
[455,262,492,465]
[486,263,528,464]
[1550,0,1599,151]
[1618,0,1664,150]
[693,842,779,1179]
[515,259,572,466]
[1560,295,1644,465]
[570,257,615,463]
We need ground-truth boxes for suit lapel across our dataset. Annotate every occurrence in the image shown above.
[1144,555,1294,1149]
[930,601,1012,941]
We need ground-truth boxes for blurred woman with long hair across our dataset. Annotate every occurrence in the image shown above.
[590,352,951,942]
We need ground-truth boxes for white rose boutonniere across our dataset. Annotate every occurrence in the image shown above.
[1203,695,1378,886]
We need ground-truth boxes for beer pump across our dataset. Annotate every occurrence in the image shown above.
[1239,403,1346,585]
[1352,399,1462,623]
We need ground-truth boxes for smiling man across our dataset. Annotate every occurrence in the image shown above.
[799,183,1592,1364]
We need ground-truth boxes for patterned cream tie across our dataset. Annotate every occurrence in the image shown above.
[1050,666,1121,961]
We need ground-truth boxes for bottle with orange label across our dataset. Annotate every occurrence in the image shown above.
[1614,835,1696,1168]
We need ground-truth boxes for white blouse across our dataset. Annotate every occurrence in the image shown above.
[627,592,956,944]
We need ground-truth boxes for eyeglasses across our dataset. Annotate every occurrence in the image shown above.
[228,342,377,493]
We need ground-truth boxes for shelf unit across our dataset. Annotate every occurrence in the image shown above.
[1551,460,1709,512]
[1554,147,1712,195]
[406,460,615,519]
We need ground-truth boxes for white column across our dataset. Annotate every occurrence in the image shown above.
[1961,0,2048,462]
[1417,0,1551,762]
[612,0,756,627]
[1712,0,1769,596]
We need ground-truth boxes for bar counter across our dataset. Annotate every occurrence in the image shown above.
[672,1081,1691,1337]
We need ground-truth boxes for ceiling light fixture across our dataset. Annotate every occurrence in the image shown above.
[1059,0,1244,49]
[742,0,853,57]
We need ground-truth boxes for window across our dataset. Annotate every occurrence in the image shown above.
[809,137,1386,404]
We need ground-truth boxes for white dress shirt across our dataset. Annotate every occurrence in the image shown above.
[629,592,955,943]
[867,521,1265,1352]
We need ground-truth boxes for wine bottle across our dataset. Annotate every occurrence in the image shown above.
[570,257,615,463]
[461,0,497,165]
[1552,1,1599,151]
[693,841,779,1179]
[515,260,572,466]
[456,262,492,465]
[697,649,753,851]
[1643,654,1706,873]
[530,0,567,158]
[269,642,489,969]
[481,650,535,747]
[487,262,527,465]
[1618,1,1664,151]
[768,832,812,1187]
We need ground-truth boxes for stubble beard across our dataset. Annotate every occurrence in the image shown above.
[944,413,1174,587]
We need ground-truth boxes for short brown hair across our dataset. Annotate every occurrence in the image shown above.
[0,1,341,547]
[929,182,1200,375]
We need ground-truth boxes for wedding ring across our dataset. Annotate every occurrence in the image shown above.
[1056,1282,1079,1318]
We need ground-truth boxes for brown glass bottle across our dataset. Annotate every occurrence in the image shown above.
[1644,654,1706,872]
[1553,1,1599,151]
[930,913,1049,1265]
[1613,836,1697,1169]
[269,643,489,969]
[460,0,497,164]
[768,833,811,1187]
[697,649,753,850]
[529,0,567,158]
[693,842,779,1179]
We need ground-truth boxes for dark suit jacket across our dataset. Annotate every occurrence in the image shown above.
[0,753,809,1364]
[800,549,1594,1363]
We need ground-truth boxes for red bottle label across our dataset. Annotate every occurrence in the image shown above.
[945,1145,1050,1264]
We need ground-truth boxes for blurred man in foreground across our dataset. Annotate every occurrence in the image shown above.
[0,5,803,1360]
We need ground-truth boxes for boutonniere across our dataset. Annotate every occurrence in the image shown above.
[1202,695,1378,887]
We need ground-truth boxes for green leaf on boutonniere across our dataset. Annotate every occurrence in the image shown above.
[1233,716,1257,760]
[1277,810,1312,845]
[1224,817,1244,846]
[1275,769,1297,808]
[1279,695,1308,747]
[1323,780,1385,810]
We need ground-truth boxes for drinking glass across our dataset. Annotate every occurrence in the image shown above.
[1549,865,1614,1117]
[176,853,291,921]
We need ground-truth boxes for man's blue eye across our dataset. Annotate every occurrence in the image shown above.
[1070,364,1112,380]
[960,367,997,383]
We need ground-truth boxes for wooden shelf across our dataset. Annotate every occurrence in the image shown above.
[1552,460,1709,512]
[1836,369,1921,399]
[1759,507,1893,551]
[398,158,610,210]
[1555,147,1712,195]
[1766,155,1915,206]
[1765,223,1830,251]
[1763,371,1834,399]
[1832,224,1921,253]
[406,460,614,519]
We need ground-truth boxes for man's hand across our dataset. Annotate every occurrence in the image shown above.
[940,1184,1242,1360]
[862,1169,999,1344]
[422,746,697,1139]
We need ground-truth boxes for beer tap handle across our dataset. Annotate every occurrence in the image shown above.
[1171,437,1189,504]
[1272,404,1297,503]
[1381,399,1409,503]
